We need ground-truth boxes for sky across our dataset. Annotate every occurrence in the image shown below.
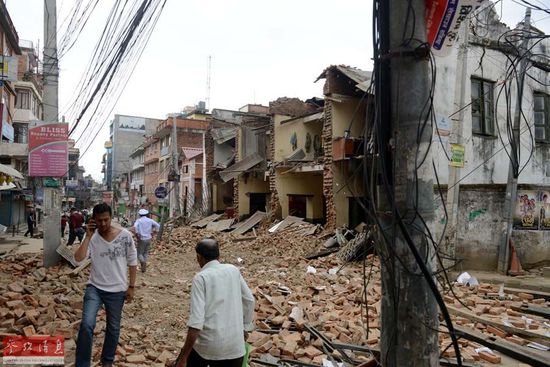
[5,0,550,181]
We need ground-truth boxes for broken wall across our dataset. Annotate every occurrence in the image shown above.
[273,169,324,222]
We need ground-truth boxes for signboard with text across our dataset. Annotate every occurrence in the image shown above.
[426,0,489,56]
[28,123,68,177]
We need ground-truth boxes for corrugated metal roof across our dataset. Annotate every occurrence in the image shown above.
[219,153,263,182]
[316,65,372,91]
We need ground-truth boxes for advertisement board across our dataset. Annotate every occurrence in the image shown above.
[28,123,68,177]
[513,190,539,230]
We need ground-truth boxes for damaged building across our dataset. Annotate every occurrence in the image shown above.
[270,99,325,223]
[215,105,271,220]
[316,66,373,230]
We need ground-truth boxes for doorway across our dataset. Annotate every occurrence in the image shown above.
[288,194,307,218]
[249,193,267,214]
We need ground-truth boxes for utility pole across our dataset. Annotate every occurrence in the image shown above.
[499,8,531,274]
[444,20,469,267]
[378,0,439,365]
[43,0,62,267]
[171,114,180,216]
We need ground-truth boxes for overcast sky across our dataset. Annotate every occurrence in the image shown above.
[6,0,550,181]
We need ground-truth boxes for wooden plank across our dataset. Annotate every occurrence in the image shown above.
[232,211,267,235]
[505,287,550,301]
[454,325,550,367]
[511,304,550,319]
[446,305,549,343]
[190,214,222,228]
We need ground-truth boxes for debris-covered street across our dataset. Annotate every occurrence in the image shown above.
[1,219,549,366]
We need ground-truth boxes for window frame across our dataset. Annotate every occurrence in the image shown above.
[471,77,496,137]
[534,91,550,144]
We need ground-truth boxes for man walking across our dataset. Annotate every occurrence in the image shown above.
[74,203,137,367]
[24,208,35,237]
[67,207,85,246]
[175,238,255,367]
[132,208,160,273]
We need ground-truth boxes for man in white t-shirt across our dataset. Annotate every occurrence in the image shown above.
[175,238,255,367]
[132,208,160,273]
[74,203,138,367]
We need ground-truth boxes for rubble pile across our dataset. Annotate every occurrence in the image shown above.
[0,221,549,366]
[0,254,87,362]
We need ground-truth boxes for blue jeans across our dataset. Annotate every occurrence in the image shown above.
[75,285,126,367]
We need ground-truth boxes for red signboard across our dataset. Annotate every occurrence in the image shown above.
[426,0,488,56]
[2,335,64,365]
[28,123,68,177]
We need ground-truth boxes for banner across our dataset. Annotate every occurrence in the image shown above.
[28,123,68,177]
[426,0,489,56]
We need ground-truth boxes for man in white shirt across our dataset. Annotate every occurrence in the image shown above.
[132,208,160,273]
[74,203,138,367]
[175,238,255,367]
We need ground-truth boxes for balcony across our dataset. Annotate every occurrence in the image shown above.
[0,142,28,157]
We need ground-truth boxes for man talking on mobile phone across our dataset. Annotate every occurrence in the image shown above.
[74,203,138,367]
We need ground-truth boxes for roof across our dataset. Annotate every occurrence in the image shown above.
[316,65,372,92]
[181,147,203,161]
[219,153,263,182]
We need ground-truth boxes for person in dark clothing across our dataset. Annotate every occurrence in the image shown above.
[67,208,85,246]
[61,214,68,238]
[24,209,35,237]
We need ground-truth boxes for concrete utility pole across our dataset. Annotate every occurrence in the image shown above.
[171,114,180,216]
[444,20,469,267]
[43,0,62,267]
[499,8,531,274]
[379,0,439,365]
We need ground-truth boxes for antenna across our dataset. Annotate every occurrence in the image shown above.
[206,55,212,111]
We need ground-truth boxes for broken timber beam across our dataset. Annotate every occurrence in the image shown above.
[510,304,550,319]
[454,325,550,367]
[504,287,550,301]
[446,305,549,343]
[330,343,478,367]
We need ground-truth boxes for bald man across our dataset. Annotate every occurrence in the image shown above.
[175,238,255,367]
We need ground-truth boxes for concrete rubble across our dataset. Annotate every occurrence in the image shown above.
[0,219,548,366]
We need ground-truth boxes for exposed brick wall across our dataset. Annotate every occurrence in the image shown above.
[268,117,282,221]
[204,130,215,179]
[323,101,336,230]
[269,97,317,117]
[177,131,203,149]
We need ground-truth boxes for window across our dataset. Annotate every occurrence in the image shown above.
[15,89,31,109]
[534,92,549,143]
[471,78,495,136]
